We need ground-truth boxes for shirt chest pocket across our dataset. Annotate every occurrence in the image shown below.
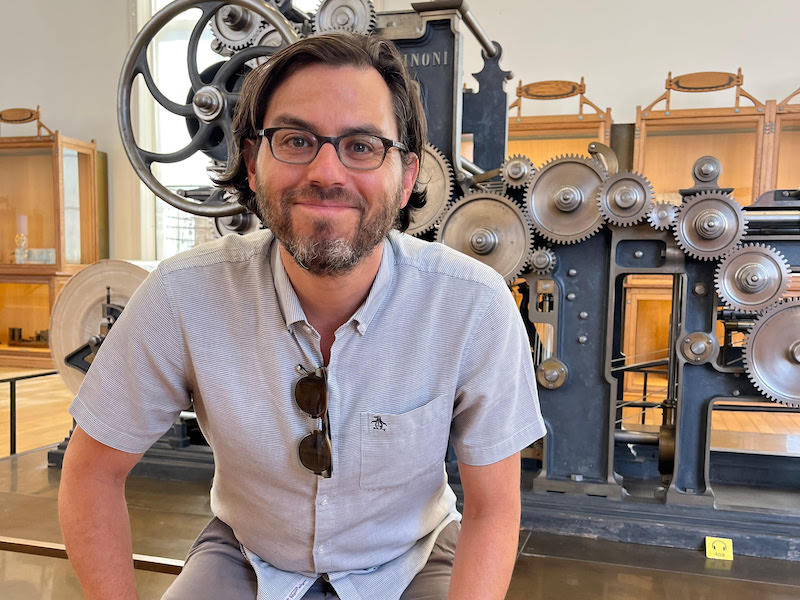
[359,395,451,490]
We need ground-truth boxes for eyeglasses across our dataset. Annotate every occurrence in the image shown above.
[257,126,408,170]
[294,366,332,478]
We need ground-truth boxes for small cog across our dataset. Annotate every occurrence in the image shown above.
[210,5,268,53]
[744,297,800,407]
[530,247,557,275]
[314,0,377,34]
[714,243,791,312]
[596,171,654,226]
[407,144,454,236]
[648,201,678,231]
[436,192,534,283]
[673,191,747,260]
[524,154,606,244]
[500,154,535,189]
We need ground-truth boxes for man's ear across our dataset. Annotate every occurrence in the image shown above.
[243,138,259,192]
[400,152,420,209]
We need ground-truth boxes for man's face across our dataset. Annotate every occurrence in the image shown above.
[245,63,419,276]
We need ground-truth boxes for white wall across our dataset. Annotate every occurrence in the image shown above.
[3,1,798,260]
[0,0,143,260]
[379,0,800,122]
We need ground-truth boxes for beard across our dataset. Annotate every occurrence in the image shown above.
[255,178,403,277]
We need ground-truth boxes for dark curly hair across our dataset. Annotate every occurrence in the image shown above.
[214,32,427,231]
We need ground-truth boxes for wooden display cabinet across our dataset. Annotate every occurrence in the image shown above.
[507,78,611,167]
[633,69,766,206]
[0,107,106,367]
[761,85,800,192]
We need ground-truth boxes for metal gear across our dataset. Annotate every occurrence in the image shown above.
[407,144,454,236]
[596,171,654,226]
[648,201,678,231]
[245,23,291,69]
[210,5,268,53]
[436,192,534,283]
[500,154,535,189]
[743,298,800,407]
[714,243,791,312]
[530,247,557,275]
[524,154,606,244]
[314,0,376,34]
[673,191,747,260]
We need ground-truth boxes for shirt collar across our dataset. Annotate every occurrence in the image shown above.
[270,232,397,336]
[271,235,307,330]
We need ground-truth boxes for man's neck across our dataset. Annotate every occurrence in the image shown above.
[279,241,385,360]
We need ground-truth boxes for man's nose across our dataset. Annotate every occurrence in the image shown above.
[305,140,347,186]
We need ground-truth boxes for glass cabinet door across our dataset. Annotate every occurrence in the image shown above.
[776,116,800,190]
[0,281,51,353]
[62,147,94,265]
[0,147,56,265]
[642,121,760,205]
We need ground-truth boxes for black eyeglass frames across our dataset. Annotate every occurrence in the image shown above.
[294,366,332,478]
[257,126,408,170]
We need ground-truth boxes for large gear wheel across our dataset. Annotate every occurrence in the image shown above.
[500,154,535,189]
[673,191,747,260]
[715,243,791,312]
[407,144,454,236]
[648,201,678,231]
[314,0,376,34]
[596,171,654,226]
[524,154,606,244]
[744,298,800,407]
[436,192,534,283]
[529,247,557,275]
[210,4,268,53]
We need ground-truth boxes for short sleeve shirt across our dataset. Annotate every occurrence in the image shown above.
[70,230,545,600]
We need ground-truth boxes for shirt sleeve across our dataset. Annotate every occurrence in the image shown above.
[69,267,192,454]
[449,284,546,466]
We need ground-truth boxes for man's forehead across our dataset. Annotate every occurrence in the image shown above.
[262,63,398,135]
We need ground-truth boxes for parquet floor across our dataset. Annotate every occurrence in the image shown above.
[0,368,74,458]
[1,367,799,459]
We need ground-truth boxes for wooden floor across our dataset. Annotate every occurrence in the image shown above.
[0,367,74,458]
[1,367,799,459]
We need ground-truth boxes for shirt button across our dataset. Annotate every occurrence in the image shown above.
[318,545,326,554]
[320,495,329,505]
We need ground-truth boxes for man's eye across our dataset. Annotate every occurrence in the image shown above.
[288,136,310,148]
[345,137,378,154]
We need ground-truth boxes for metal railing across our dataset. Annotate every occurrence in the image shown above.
[1,370,58,455]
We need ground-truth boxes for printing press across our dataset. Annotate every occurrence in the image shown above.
[47,0,800,560]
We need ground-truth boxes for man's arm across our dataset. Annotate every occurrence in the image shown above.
[448,453,521,600]
[59,426,144,600]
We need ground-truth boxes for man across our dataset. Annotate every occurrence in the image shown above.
[59,33,545,600]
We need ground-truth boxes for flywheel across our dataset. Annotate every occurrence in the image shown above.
[50,260,157,394]
[436,192,534,283]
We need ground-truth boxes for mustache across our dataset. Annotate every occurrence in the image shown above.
[282,186,367,210]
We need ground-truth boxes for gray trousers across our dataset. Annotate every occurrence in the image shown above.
[161,518,460,599]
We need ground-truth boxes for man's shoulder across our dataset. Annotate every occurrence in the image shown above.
[388,230,507,293]
[157,229,274,277]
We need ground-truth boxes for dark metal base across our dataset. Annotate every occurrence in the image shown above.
[516,486,800,562]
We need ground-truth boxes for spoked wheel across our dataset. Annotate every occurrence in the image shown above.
[117,0,298,216]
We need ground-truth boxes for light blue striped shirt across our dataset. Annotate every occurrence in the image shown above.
[71,229,545,600]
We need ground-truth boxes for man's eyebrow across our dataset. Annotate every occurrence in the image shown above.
[269,115,387,138]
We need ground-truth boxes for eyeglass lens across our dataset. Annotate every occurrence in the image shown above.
[271,128,386,169]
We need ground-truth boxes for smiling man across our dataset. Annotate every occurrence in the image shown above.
[58,33,545,600]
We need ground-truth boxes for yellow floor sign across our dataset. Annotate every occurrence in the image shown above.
[705,536,734,560]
